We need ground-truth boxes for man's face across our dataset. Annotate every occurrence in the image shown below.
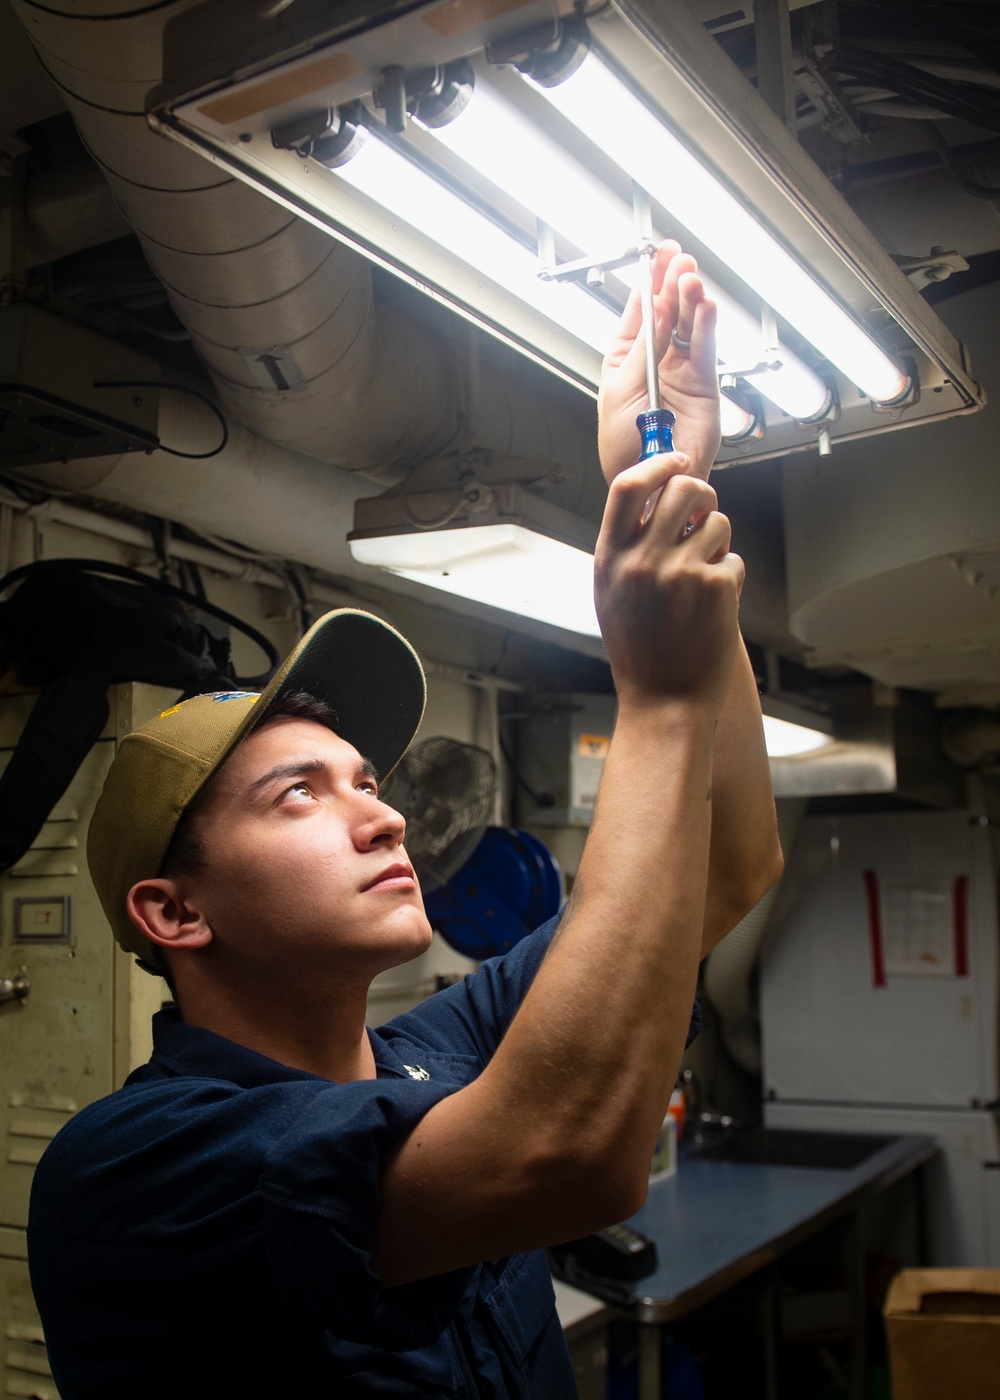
[178,718,433,981]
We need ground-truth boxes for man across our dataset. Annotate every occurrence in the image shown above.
[27,245,782,1397]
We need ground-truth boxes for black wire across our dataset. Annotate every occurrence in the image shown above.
[144,514,172,583]
[182,558,208,603]
[498,728,555,809]
[91,381,229,460]
[172,556,206,602]
[0,475,49,507]
[19,0,179,20]
[281,563,314,635]
[0,558,280,687]
[831,48,1000,133]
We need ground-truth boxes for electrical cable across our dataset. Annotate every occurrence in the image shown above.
[830,47,1000,132]
[91,380,229,459]
[498,727,555,809]
[144,514,173,583]
[181,557,208,603]
[281,562,314,634]
[0,475,48,508]
[0,558,280,686]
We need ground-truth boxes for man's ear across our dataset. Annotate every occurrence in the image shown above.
[127,878,213,956]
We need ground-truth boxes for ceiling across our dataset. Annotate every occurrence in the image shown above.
[3,0,1000,713]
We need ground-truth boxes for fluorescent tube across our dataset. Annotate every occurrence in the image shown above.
[333,131,619,354]
[719,392,755,439]
[421,77,831,421]
[763,714,834,757]
[526,52,909,404]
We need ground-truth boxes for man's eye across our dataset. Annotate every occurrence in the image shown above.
[359,780,379,797]
[283,783,313,802]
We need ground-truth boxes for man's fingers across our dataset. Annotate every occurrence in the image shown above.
[650,240,683,297]
[682,508,731,561]
[688,295,718,375]
[604,242,683,369]
[655,256,699,350]
[602,458,715,547]
[717,551,746,600]
[668,268,701,348]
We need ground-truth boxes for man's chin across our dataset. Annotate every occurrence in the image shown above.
[395,920,435,966]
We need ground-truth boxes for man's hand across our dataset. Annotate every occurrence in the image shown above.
[598,241,721,485]
[595,452,744,716]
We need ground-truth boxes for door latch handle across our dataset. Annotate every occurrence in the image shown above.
[0,975,30,1005]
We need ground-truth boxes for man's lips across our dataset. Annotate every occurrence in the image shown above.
[362,863,417,893]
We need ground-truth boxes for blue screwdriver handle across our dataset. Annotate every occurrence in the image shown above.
[636,408,676,460]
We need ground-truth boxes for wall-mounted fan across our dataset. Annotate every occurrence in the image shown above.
[382,736,562,959]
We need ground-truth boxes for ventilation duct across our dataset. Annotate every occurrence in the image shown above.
[785,279,1000,699]
[8,0,607,495]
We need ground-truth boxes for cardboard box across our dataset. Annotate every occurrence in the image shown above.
[884,1269,1000,1399]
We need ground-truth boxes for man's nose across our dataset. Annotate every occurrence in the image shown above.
[356,798,406,849]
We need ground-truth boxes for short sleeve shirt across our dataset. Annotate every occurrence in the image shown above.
[27,917,700,1399]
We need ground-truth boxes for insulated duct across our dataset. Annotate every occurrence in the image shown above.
[14,401,620,658]
[7,0,797,654]
[8,0,604,497]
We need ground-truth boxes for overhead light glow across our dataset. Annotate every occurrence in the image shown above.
[526,52,909,404]
[763,714,835,758]
[719,392,755,439]
[421,75,632,258]
[333,130,619,354]
[422,74,831,423]
[350,524,601,636]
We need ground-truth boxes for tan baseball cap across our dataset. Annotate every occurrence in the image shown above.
[88,608,426,971]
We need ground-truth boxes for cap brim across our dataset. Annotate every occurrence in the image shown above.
[249,609,426,780]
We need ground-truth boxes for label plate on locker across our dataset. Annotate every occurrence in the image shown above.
[13,896,71,944]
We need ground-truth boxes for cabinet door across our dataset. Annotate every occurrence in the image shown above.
[0,1229,58,1398]
[0,732,116,1231]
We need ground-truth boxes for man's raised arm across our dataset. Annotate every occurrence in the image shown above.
[374,375,746,1287]
[598,240,782,956]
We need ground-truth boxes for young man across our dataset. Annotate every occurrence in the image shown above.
[27,246,782,1397]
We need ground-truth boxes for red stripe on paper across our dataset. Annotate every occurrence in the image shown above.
[863,870,886,988]
[954,875,969,978]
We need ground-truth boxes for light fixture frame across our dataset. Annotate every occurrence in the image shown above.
[349,474,599,559]
[147,0,985,467]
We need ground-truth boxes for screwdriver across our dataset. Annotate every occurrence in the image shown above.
[635,244,678,530]
[635,240,676,462]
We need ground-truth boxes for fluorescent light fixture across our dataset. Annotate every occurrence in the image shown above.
[526,50,908,406]
[761,695,834,757]
[150,0,984,466]
[350,524,600,636]
[763,714,834,758]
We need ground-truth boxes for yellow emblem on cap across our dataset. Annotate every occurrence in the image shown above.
[158,703,184,719]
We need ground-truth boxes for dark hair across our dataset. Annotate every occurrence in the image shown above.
[154,691,340,992]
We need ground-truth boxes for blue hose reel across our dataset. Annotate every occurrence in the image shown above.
[424,826,563,960]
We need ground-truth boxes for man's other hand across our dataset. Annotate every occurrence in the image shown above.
[595,455,744,715]
[597,241,721,485]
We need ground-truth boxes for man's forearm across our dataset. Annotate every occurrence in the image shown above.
[492,701,715,1182]
[374,702,717,1283]
[701,638,782,955]
[375,446,743,1286]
